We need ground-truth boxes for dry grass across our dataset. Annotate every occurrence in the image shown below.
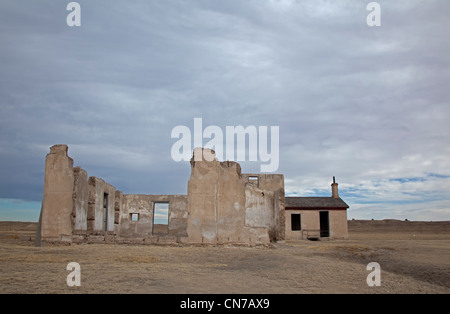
[0,220,449,294]
[114,255,161,264]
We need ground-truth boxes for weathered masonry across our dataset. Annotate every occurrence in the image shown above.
[35,145,348,246]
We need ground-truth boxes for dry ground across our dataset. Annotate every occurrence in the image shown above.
[0,220,449,294]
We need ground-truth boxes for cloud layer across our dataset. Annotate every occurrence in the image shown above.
[0,0,449,221]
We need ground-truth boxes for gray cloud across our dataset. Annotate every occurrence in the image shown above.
[0,0,449,221]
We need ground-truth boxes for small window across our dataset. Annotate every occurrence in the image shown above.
[291,214,301,231]
[248,176,259,187]
[130,213,139,222]
[103,193,108,209]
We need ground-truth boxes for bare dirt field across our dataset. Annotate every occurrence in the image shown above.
[0,220,449,294]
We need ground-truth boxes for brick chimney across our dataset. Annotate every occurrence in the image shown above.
[331,176,339,198]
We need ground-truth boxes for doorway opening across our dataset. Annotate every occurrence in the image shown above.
[152,202,169,235]
[320,211,329,237]
[291,214,301,231]
[103,193,109,232]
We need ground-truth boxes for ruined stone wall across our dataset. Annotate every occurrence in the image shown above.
[185,148,283,245]
[37,145,287,246]
[168,195,189,237]
[87,176,116,234]
[244,187,274,230]
[37,145,120,245]
[242,174,285,241]
[118,194,188,240]
[114,191,123,234]
[72,167,88,234]
[37,144,74,244]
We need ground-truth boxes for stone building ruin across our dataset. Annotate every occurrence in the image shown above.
[35,144,348,246]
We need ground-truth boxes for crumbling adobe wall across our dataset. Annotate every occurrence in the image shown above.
[168,195,189,237]
[87,176,116,234]
[119,195,154,238]
[36,145,119,245]
[242,174,285,241]
[36,144,74,244]
[117,194,188,239]
[186,148,223,243]
[244,186,279,241]
[37,145,286,246]
[72,167,88,234]
[114,190,123,234]
[185,148,282,245]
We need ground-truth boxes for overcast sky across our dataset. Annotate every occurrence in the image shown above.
[0,0,449,221]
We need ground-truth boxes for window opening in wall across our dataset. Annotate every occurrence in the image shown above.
[291,213,301,231]
[153,202,169,235]
[248,176,259,187]
[103,193,109,232]
[130,213,139,222]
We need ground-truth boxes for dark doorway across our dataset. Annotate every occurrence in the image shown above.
[291,214,301,231]
[103,193,109,232]
[320,211,329,237]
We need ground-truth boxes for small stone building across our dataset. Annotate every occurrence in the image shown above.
[35,144,348,246]
[285,178,349,240]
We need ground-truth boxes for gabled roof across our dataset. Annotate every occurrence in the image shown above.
[285,197,349,209]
